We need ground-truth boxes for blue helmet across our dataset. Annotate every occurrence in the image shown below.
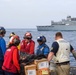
[0,26,6,34]
[37,35,46,42]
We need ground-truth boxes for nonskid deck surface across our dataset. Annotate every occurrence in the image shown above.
[70,67,76,75]
[50,67,76,75]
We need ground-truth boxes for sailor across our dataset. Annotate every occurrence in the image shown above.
[0,26,6,75]
[7,32,20,50]
[20,32,35,54]
[48,32,76,75]
[2,35,20,75]
[36,35,50,57]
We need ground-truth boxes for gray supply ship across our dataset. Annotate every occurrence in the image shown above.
[37,16,76,31]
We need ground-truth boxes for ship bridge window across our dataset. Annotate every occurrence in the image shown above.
[71,18,76,21]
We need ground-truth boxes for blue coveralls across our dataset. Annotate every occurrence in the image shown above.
[36,43,50,56]
[0,37,6,75]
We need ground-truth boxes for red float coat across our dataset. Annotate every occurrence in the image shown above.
[20,40,35,54]
[2,46,20,73]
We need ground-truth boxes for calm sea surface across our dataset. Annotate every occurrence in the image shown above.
[4,29,76,66]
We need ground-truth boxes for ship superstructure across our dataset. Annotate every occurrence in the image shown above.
[37,16,76,31]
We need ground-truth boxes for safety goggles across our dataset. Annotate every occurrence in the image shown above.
[37,40,42,42]
[24,37,31,40]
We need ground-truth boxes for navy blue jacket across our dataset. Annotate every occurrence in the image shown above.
[0,37,6,60]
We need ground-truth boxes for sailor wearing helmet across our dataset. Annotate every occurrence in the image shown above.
[20,32,35,54]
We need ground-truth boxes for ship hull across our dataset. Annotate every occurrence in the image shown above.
[37,25,76,31]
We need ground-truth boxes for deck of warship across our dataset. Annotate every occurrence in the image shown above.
[70,67,76,75]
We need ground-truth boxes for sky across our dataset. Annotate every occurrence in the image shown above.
[0,0,76,29]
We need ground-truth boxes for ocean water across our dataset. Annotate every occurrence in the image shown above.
[4,28,76,66]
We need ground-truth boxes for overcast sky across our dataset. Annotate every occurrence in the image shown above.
[0,0,76,28]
